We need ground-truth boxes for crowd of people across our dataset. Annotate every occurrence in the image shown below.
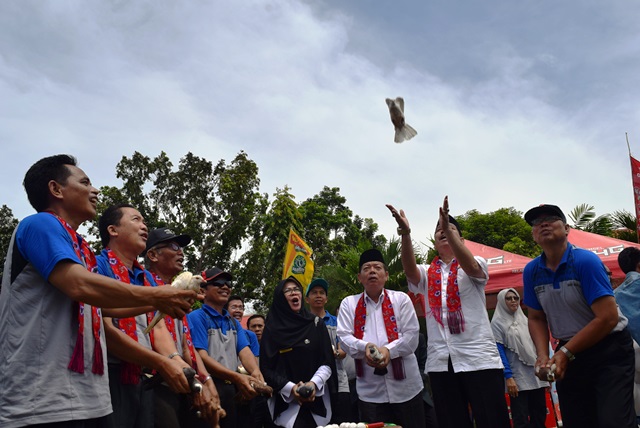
[0,154,639,428]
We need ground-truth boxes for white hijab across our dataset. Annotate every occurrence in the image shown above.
[491,288,538,366]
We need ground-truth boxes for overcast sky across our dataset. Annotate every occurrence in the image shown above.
[1,0,639,253]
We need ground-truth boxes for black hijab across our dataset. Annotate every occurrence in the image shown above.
[260,277,338,421]
[261,277,316,359]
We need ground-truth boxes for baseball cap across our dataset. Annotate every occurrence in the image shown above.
[524,204,567,226]
[202,267,233,284]
[306,278,329,296]
[144,227,191,255]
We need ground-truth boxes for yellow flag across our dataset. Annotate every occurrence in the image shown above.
[282,228,314,293]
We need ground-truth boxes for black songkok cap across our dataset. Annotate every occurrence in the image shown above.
[359,249,386,270]
[436,215,462,235]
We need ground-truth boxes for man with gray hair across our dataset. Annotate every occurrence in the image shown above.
[337,249,424,428]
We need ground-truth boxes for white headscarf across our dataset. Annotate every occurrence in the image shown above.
[491,288,538,366]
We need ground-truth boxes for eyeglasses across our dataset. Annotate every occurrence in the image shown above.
[283,287,302,296]
[531,216,563,226]
[154,242,181,252]
[505,296,520,302]
[228,304,244,311]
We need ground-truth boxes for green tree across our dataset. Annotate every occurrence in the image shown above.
[298,186,386,269]
[234,186,303,311]
[0,205,19,280]
[88,151,263,275]
[456,207,539,258]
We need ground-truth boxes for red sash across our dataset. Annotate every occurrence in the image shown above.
[149,272,198,370]
[105,248,154,384]
[427,257,465,334]
[46,212,104,375]
[353,291,405,379]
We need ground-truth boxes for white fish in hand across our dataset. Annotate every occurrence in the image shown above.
[386,97,417,143]
[143,271,203,334]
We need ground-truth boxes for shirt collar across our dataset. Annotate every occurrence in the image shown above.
[202,304,229,319]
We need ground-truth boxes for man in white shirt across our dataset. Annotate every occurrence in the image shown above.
[337,249,424,428]
[387,196,510,428]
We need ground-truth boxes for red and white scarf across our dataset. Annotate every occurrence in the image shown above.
[353,291,404,379]
[47,212,104,375]
[427,257,465,334]
[105,248,154,384]
[149,272,198,370]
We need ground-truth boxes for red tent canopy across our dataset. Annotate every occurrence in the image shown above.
[567,229,640,280]
[464,240,532,294]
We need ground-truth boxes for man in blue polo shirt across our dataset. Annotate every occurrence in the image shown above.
[523,204,636,428]
[0,155,195,428]
[96,204,197,428]
[187,267,264,428]
[226,295,260,359]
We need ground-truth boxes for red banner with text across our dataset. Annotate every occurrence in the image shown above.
[630,155,640,242]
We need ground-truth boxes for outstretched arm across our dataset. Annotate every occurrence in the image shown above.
[439,196,485,279]
[49,262,195,318]
[386,204,421,285]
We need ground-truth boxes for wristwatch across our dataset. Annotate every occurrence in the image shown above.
[397,227,411,236]
[559,346,575,361]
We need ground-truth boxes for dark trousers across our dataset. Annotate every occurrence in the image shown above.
[251,395,276,428]
[359,392,425,428]
[105,364,154,428]
[154,383,208,428]
[214,380,238,428]
[331,391,354,424]
[510,387,546,428]
[429,359,510,428]
[556,330,636,428]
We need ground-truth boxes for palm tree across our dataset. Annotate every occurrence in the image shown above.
[568,203,612,236]
[609,210,639,243]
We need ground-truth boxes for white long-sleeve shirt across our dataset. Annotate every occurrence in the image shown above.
[409,256,503,373]
[337,289,423,403]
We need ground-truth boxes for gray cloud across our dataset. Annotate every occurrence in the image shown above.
[1,0,639,251]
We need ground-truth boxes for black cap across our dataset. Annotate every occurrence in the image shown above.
[201,267,233,284]
[359,249,385,270]
[144,227,191,255]
[524,204,566,226]
[435,215,462,235]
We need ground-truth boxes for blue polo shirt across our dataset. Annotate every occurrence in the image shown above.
[187,304,250,353]
[15,212,84,279]
[243,328,260,357]
[523,243,616,340]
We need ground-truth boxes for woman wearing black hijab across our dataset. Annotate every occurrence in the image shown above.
[260,277,337,428]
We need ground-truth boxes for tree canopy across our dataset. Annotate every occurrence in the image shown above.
[3,151,638,312]
[82,152,386,311]
[423,207,541,261]
[0,205,19,280]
